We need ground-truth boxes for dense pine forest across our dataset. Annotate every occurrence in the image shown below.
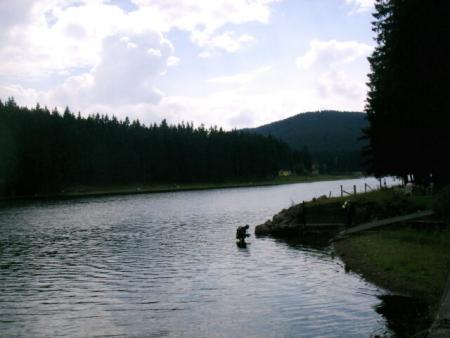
[364,0,450,185]
[0,98,311,197]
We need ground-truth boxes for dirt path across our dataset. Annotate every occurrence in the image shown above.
[338,210,434,236]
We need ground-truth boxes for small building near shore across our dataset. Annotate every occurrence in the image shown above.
[311,162,320,175]
[278,170,292,177]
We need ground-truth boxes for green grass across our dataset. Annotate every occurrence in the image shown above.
[334,225,450,311]
[302,187,435,224]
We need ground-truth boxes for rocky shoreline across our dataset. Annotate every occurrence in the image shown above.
[255,196,346,236]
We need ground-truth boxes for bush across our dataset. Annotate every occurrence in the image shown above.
[433,185,450,220]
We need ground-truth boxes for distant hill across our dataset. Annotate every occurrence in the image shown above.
[247,111,368,173]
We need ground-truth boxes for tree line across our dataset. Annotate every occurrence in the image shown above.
[364,0,450,185]
[0,98,312,197]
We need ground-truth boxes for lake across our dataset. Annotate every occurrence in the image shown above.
[0,177,400,337]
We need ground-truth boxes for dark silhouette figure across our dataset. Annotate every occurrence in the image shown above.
[236,225,250,243]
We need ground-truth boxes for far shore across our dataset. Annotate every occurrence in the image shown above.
[0,173,363,201]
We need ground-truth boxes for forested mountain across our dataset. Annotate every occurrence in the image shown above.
[0,98,311,197]
[248,111,367,173]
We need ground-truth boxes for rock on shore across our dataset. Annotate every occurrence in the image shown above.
[254,195,347,236]
[255,204,305,236]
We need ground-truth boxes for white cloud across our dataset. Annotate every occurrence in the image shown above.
[192,31,254,53]
[198,51,212,59]
[209,32,254,53]
[208,66,272,86]
[296,39,373,105]
[297,39,373,70]
[345,0,374,14]
[167,56,180,67]
[0,0,35,36]
[0,0,277,106]
[88,32,173,105]
[157,87,322,130]
[130,0,278,32]
[0,84,42,107]
[0,1,127,78]
[146,48,162,57]
[2,30,175,111]
[317,70,366,101]
[124,0,278,54]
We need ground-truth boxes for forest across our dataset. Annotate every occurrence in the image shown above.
[0,98,311,197]
[364,0,450,185]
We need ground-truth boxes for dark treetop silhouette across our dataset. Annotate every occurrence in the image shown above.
[0,98,311,197]
[363,0,450,185]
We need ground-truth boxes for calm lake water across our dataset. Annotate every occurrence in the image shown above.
[0,177,401,337]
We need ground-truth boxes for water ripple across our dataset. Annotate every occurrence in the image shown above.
[0,178,396,337]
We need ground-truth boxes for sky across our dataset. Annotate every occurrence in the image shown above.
[0,0,375,129]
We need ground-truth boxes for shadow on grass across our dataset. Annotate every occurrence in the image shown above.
[375,294,431,338]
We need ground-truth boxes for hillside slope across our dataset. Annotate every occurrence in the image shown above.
[248,111,368,172]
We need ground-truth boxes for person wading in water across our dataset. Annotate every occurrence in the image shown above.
[236,225,250,243]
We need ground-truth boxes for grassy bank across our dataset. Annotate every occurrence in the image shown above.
[306,187,434,224]
[329,187,450,334]
[1,174,361,200]
[325,188,450,336]
[268,187,432,226]
[334,226,450,308]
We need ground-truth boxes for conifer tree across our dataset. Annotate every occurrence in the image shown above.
[364,0,450,184]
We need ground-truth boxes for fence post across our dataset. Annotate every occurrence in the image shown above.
[354,185,357,195]
[341,185,343,197]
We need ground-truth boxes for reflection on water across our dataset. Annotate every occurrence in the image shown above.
[272,232,337,251]
[0,177,407,337]
[236,240,249,249]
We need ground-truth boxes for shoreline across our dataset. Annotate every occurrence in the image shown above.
[333,226,450,336]
[0,174,362,202]
[255,187,449,335]
[333,225,450,302]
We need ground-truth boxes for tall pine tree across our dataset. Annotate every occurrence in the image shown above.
[364,0,450,185]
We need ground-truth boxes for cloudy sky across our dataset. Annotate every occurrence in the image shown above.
[0,0,375,129]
